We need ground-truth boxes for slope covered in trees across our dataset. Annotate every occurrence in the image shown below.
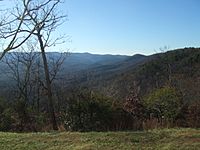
[64,48,200,103]
[0,48,199,131]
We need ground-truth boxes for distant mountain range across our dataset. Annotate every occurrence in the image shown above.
[0,48,200,103]
[60,52,147,79]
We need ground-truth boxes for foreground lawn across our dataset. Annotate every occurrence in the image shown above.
[0,128,200,150]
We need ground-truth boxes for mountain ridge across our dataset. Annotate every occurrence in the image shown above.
[0,48,199,104]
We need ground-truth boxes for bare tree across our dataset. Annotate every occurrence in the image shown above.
[48,52,68,83]
[38,52,67,112]
[0,0,36,59]
[3,44,39,103]
[0,0,67,130]
[2,43,40,130]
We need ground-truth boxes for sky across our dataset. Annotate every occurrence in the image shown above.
[62,0,200,55]
[1,0,200,55]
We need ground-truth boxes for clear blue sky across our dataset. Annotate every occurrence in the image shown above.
[62,0,200,55]
[1,0,200,55]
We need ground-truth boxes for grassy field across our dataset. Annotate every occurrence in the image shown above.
[0,128,200,150]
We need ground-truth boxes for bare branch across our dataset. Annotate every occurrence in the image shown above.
[49,52,67,83]
[0,0,67,130]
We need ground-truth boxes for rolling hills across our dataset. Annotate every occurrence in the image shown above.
[0,48,200,103]
[60,48,200,103]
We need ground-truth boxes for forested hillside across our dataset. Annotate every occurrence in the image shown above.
[0,48,200,131]
[62,48,200,103]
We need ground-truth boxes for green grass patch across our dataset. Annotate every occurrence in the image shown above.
[0,128,200,150]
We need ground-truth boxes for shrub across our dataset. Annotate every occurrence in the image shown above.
[186,101,200,128]
[0,108,14,131]
[64,90,114,131]
[0,98,14,131]
[144,87,181,123]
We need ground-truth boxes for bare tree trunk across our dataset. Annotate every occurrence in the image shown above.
[0,0,66,130]
[38,34,58,130]
[36,59,40,113]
